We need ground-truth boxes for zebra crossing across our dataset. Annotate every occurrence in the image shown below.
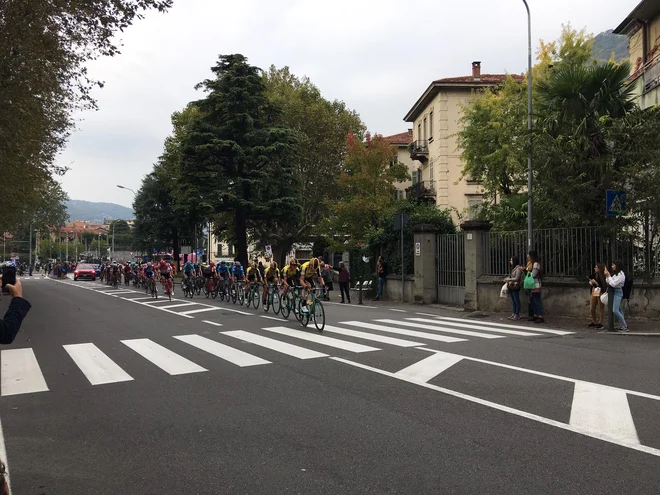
[0,315,573,397]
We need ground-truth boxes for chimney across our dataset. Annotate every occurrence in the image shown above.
[472,61,481,80]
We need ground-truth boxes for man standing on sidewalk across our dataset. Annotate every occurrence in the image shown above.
[374,256,387,301]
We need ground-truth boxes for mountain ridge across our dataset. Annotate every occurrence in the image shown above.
[65,200,134,222]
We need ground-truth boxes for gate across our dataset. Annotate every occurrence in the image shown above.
[436,233,465,305]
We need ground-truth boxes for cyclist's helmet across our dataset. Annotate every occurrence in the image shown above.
[147,262,152,268]
[271,261,278,270]
[220,261,226,266]
[234,261,241,267]
[159,260,166,267]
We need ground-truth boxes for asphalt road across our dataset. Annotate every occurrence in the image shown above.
[1,275,659,494]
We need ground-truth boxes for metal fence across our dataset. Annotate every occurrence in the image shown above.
[480,226,643,278]
[437,233,465,286]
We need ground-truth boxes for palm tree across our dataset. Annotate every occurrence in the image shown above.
[537,61,636,158]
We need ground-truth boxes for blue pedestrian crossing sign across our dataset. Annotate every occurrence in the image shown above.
[606,190,626,216]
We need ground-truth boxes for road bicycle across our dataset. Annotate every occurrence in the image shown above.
[181,276,194,298]
[203,276,215,299]
[159,276,173,301]
[263,282,281,314]
[298,287,326,332]
[280,285,303,321]
[145,277,157,299]
[245,282,261,309]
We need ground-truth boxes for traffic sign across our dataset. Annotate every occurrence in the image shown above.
[415,242,421,256]
[394,213,409,230]
[606,190,626,216]
[265,245,272,257]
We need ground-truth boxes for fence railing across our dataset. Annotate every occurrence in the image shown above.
[480,226,648,278]
[437,233,465,287]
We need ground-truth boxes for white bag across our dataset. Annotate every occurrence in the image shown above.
[600,292,608,306]
[500,283,509,298]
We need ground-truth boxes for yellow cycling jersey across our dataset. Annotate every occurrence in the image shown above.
[246,267,258,277]
[265,267,280,280]
[283,265,299,278]
[300,261,320,279]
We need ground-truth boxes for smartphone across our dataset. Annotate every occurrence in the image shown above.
[1,266,16,294]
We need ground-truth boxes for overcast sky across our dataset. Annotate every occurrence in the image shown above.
[57,0,637,208]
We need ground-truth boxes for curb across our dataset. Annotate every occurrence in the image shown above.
[600,332,660,337]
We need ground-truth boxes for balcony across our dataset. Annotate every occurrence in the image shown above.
[409,140,429,163]
[407,180,436,200]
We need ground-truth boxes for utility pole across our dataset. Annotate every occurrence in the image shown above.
[112,222,115,261]
[522,0,533,249]
[29,225,32,267]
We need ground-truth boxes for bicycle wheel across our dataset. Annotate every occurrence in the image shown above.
[245,287,252,308]
[238,286,245,305]
[205,282,210,299]
[280,293,290,319]
[293,295,303,322]
[252,288,260,309]
[312,300,325,332]
[167,282,172,301]
[298,299,309,327]
[272,291,281,315]
[263,290,270,313]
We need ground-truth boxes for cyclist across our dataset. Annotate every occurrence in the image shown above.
[246,261,262,292]
[262,261,280,305]
[299,258,325,307]
[158,260,173,296]
[111,262,120,285]
[144,262,155,292]
[217,261,230,294]
[202,262,215,293]
[281,258,299,298]
[231,261,244,285]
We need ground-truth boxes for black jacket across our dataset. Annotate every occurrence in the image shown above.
[0,297,31,345]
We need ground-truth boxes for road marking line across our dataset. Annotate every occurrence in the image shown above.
[570,382,639,445]
[122,298,194,318]
[202,320,223,327]
[222,330,328,359]
[141,298,184,304]
[406,318,542,337]
[174,334,269,367]
[376,319,504,339]
[1,349,49,396]
[156,303,198,310]
[331,357,660,458]
[180,307,221,316]
[260,315,283,321]
[416,312,438,317]
[63,343,134,385]
[261,326,380,353]
[108,291,138,296]
[394,351,463,383]
[324,302,377,308]
[217,307,252,316]
[434,316,573,336]
[340,321,467,343]
[322,325,423,347]
[417,347,660,403]
[389,309,407,313]
[121,339,207,375]
[120,296,155,301]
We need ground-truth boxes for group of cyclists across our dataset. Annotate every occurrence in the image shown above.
[97,256,326,303]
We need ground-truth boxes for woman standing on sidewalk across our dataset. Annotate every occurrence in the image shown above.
[506,256,523,320]
[527,251,544,324]
[338,262,351,304]
[588,263,607,329]
[604,260,628,332]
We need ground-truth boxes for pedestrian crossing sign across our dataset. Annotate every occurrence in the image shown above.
[606,190,626,216]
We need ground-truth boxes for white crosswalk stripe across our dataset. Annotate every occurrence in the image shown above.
[322,325,423,348]
[404,318,541,337]
[1,349,49,396]
[339,321,468,343]
[174,334,270,367]
[121,339,207,375]
[261,326,380,353]
[375,319,504,339]
[64,343,134,385]
[434,316,574,336]
[222,330,328,359]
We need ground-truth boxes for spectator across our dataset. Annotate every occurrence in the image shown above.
[321,263,333,301]
[604,260,628,332]
[258,261,265,279]
[0,277,31,344]
[338,262,351,304]
[588,263,607,329]
[374,256,386,301]
[527,250,544,324]
[0,459,8,495]
[506,256,523,320]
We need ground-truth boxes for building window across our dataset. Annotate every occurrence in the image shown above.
[468,198,483,219]
[429,111,433,140]
[417,123,421,142]
[423,118,427,142]
[430,160,434,181]
[396,190,405,200]
[412,169,419,185]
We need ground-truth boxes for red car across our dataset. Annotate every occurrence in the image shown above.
[74,263,96,281]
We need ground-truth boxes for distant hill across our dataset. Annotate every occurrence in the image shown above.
[65,200,134,222]
[592,29,628,63]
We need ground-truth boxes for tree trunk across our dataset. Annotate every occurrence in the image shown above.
[235,208,248,268]
[272,237,295,267]
[172,226,179,264]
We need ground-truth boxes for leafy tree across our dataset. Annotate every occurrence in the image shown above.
[133,172,180,254]
[178,54,301,267]
[261,66,366,264]
[324,132,409,246]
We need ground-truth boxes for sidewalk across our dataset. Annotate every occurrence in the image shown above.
[356,296,660,336]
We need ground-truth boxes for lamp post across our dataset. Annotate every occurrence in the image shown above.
[522,0,533,249]
[116,184,136,195]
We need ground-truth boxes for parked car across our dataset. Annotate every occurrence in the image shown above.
[74,263,96,281]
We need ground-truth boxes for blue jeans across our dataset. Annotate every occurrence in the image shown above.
[531,291,544,317]
[509,290,521,316]
[612,287,627,329]
[375,277,384,299]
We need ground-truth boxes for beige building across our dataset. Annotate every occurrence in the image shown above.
[382,130,429,201]
[402,62,522,220]
[614,0,660,109]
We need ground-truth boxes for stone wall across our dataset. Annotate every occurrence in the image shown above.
[477,276,660,319]
[383,275,415,303]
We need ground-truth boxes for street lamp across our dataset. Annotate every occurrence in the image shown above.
[116,184,136,195]
[522,0,533,249]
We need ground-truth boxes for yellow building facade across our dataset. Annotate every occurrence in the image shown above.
[614,0,660,109]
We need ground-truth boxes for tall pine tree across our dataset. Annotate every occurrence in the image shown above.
[179,54,301,266]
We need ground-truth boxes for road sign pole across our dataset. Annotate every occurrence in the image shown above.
[401,213,404,302]
[608,229,616,332]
